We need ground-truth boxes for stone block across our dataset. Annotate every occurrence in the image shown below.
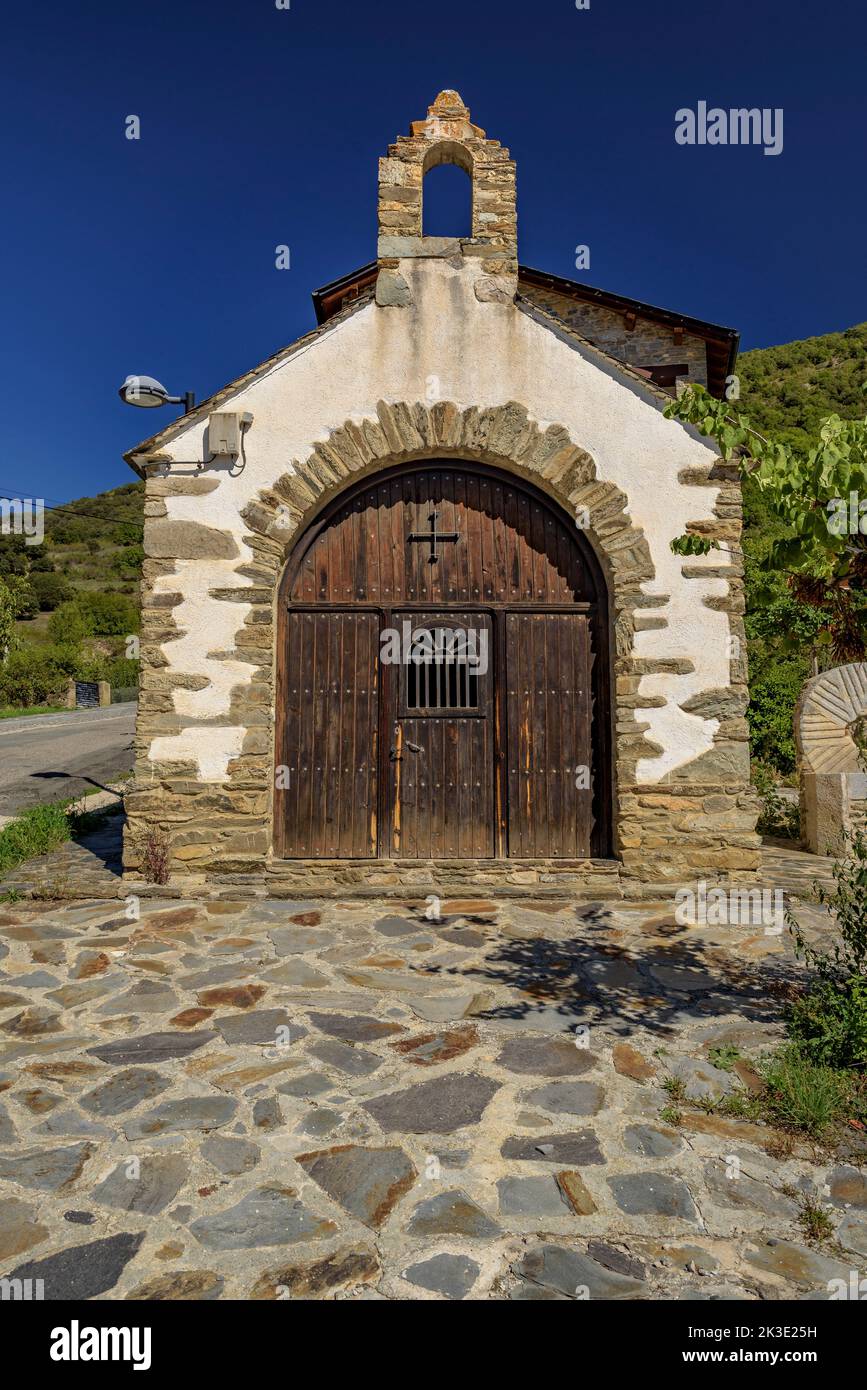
[802,772,848,856]
[146,521,239,561]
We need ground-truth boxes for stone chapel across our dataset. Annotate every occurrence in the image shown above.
[122,90,759,896]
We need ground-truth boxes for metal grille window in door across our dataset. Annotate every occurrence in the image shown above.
[391,612,495,859]
[406,627,480,711]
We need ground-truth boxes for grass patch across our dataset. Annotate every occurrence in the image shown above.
[715,1093,752,1118]
[28,874,74,901]
[0,802,73,876]
[657,1048,861,1148]
[758,1046,853,1139]
[695,1095,719,1114]
[796,1193,836,1245]
[740,830,867,1146]
[0,796,120,879]
[0,704,68,720]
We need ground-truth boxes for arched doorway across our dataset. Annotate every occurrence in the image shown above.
[275,462,612,861]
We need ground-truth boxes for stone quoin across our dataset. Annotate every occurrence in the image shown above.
[121,90,758,895]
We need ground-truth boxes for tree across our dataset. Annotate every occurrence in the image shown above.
[31,571,74,612]
[0,535,32,577]
[76,591,139,636]
[666,384,867,662]
[47,601,90,647]
[47,592,139,645]
[0,575,35,663]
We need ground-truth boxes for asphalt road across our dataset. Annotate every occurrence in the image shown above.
[0,703,137,816]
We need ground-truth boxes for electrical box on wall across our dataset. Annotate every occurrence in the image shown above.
[208,411,243,458]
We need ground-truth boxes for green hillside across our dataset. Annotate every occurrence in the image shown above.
[736,322,867,451]
[0,482,144,706]
[1,482,144,615]
[41,480,145,598]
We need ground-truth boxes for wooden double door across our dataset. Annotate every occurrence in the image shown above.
[275,464,610,861]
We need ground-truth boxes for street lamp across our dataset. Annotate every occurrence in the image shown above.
[118,375,195,413]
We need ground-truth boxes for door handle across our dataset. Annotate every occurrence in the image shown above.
[391,741,422,760]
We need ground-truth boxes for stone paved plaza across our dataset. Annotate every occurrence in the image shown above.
[0,849,865,1301]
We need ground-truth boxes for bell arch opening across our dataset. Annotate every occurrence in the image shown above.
[422,161,472,238]
[274,459,613,864]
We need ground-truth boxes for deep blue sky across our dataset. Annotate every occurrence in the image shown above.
[4,0,865,503]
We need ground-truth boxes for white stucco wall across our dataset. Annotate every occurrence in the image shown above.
[137,257,732,784]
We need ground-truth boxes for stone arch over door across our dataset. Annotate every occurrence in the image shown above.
[238,399,664,866]
[275,460,613,861]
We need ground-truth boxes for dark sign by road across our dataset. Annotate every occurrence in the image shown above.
[75,681,100,709]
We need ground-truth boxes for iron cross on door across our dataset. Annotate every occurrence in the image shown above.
[408,510,459,565]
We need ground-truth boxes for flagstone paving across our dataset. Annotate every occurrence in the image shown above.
[0,883,865,1301]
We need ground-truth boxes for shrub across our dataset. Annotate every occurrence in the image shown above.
[12,582,39,621]
[85,592,138,635]
[0,645,78,706]
[137,827,170,885]
[110,523,142,546]
[31,572,74,612]
[752,762,800,839]
[782,830,867,1076]
[790,829,867,982]
[112,545,144,572]
[75,591,139,636]
[787,975,867,1071]
[47,593,139,643]
[47,601,90,646]
[746,662,809,775]
[103,656,140,690]
[28,548,53,574]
